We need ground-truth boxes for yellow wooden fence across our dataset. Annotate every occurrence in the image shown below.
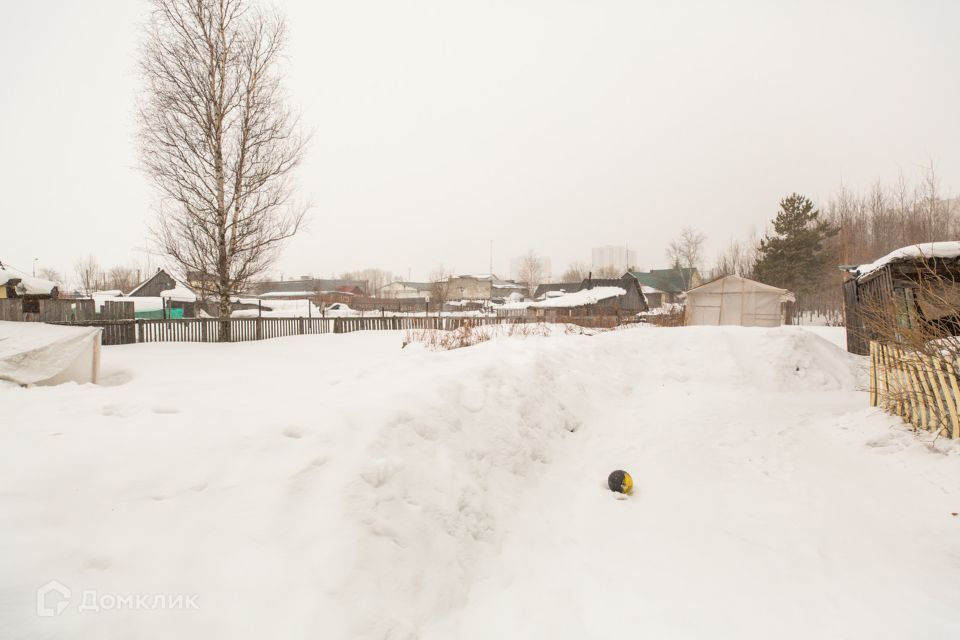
[869,341,960,439]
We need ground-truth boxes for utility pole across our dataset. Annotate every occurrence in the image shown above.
[489,240,493,276]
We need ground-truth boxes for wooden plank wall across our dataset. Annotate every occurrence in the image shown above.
[0,299,23,321]
[1,299,97,322]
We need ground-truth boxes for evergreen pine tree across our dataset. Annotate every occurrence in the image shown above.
[753,194,838,295]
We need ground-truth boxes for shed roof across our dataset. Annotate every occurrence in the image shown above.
[686,275,794,301]
[629,268,697,293]
[533,283,580,299]
[0,268,58,296]
[853,241,960,280]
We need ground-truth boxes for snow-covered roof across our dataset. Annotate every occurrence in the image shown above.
[854,241,960,279]
[0,269,57,296]
[686,275,795,302]
[640,285,663,295]
[160,286,197,302]
[91,295,165,313]
[530,286,626,309]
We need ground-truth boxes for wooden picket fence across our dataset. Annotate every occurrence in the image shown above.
[48,314,632,347]
[869,341,960,439]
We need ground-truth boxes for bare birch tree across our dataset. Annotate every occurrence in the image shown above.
[561,261,589,282]
[666,226,706,288]
[74,255,103,295]
[593,264,622,279]
[38,267,64,285]
[139,0,307,334]
[106,265,138,293]
[429,266,453,306]
[517,250,546,295]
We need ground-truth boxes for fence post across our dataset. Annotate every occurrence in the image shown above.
[869,341,878,407]
[923,354,949,437]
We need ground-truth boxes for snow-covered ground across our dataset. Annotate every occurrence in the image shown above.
[2,325,959,639]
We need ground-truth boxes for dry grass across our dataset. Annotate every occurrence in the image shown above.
[403,321,595,351]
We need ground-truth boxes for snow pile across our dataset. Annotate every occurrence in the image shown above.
[530,286,625,308]
[2,326,959,639]
[322,302,359,317]
[854,241,960,278]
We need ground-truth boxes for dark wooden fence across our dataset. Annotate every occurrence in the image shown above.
[45,315,627,346]
[1,298,96,322]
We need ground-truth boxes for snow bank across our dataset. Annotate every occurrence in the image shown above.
[0,321,100,385]
[2,326,958,640]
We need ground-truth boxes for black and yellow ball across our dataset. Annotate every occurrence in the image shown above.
[607,470,633,494]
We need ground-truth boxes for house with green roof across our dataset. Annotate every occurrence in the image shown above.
[627,267,702,307]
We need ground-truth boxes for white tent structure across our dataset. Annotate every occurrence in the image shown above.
[685,275,795,327]
[0,321,101,386]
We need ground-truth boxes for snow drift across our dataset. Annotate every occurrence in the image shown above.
[2,326,958,640]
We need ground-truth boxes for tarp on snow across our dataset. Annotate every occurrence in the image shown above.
[0,321,101,385]
[685,275,794,327]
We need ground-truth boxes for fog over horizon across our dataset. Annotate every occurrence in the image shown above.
[2,0,959,285]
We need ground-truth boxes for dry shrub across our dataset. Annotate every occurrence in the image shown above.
[641,304,685,327]
[403,320,591,351]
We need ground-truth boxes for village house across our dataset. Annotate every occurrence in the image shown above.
[528,274,648,319]
[446,275,526,302]
[116,268,198,318]
[378,281,434,302]
[629,267,701,307]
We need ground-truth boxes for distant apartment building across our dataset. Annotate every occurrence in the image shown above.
[591,245,637,272]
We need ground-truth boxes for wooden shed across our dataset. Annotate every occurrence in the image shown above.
[841,242,960,355]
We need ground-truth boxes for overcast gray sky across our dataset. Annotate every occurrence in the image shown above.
[2,0,958,283]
